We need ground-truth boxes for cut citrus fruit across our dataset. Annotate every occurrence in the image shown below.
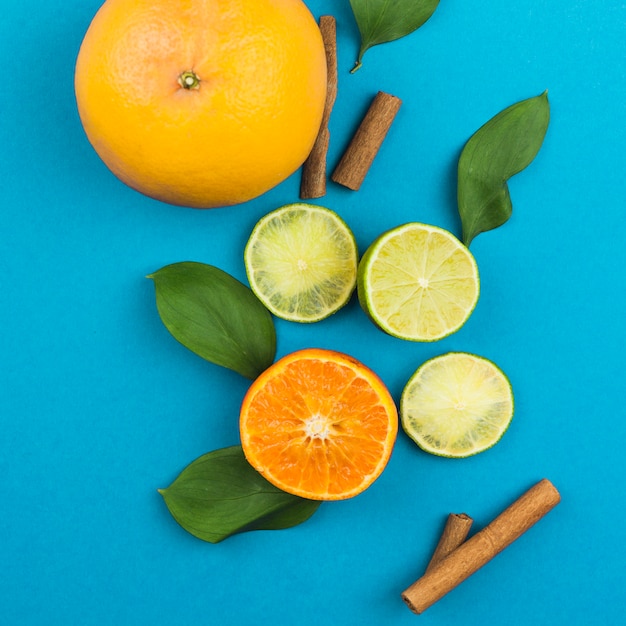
[357,223,480,341]
[400,352,514,458]
[240,348,398,500]
[244,204,358,322]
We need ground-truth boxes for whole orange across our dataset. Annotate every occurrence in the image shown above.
[74,0,327,208]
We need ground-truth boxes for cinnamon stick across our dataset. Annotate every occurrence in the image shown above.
[331,91,402,191]
[402,479,561,614]
[300,15,337,199]
[425,513,473,573]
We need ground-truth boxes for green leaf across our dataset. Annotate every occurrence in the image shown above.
[159,446,322,543]
[148,262,276,379]
[349,0,440,72]
[458,92,550,246]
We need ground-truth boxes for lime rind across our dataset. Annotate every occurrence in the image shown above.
[357,223,480,342]
[400,352,514,458]
[245,203,358,323]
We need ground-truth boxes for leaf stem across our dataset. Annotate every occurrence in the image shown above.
[350,60,362,74]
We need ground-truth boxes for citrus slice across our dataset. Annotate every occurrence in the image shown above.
[240,348,398,500]
[357,223,480,341]
[244,204,358,322]
[400,352,514,458]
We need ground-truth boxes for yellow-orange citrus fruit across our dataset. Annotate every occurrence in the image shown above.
[240,348,398,500]
[74,0,327,208]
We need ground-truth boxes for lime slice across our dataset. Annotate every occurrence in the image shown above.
[244,203,358,322]
[401,352,514,458]
[357,223,479,341]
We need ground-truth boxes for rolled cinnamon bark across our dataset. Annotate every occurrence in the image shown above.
[425,513,473,573]
[300,15,337,199]
[331,91,402,190]
[402,479,560,614]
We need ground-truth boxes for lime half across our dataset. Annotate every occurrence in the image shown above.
[401,352,514,458]
[244,203,358,322]
[357,223,479,341]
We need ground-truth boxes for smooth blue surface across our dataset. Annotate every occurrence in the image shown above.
[1,1,625,624]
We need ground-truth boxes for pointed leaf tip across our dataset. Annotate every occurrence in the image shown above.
[150,262,276,378]
[458,92,550,245]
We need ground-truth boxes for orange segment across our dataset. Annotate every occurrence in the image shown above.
[240,349,398,500]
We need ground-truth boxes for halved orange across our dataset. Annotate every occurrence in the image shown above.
[240,348,398,500]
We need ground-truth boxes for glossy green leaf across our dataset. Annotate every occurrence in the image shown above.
[349,0,440,72]
[458,92,550,246]
[148,262,276,379]
[159,446,322,543]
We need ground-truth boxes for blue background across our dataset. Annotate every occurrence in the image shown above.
[2,0,625,624]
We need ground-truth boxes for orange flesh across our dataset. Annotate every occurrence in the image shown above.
[240,349,398,500]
